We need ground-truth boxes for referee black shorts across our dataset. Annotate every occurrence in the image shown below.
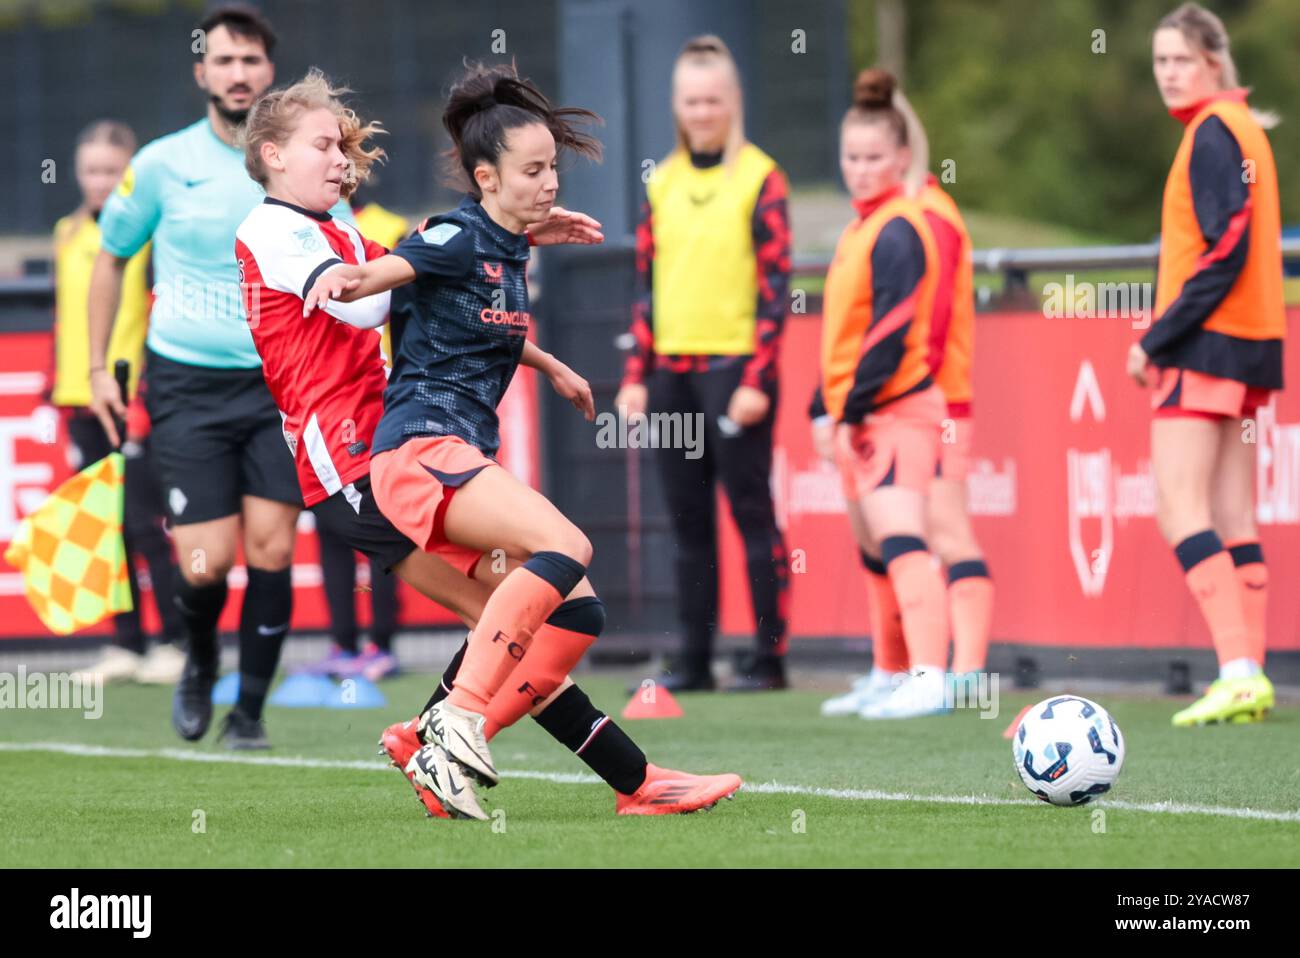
[144,348,302,525]
[310,475,417,572]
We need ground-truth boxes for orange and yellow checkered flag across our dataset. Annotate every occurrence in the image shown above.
[4,452,133,635]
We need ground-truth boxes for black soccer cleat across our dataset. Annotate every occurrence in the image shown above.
[216,708,270,751]
[171,643,218,741]
[726,651,788,692]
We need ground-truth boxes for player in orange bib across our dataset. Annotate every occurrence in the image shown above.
[818,91,991,717]
[917,176,994,698]
[812,69,951,719]
[1132,4,1283,726]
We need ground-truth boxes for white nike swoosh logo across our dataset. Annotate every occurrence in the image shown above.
[257,623,290,636]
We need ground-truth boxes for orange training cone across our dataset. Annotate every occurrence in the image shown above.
[1003,703,1033,739]
[621,679,684,719]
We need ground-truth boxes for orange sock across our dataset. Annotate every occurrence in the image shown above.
[447,551,587,711]
[948,560,994,674]
[1175,532,1250,668]
[881,537,949,673]
[1225,540,1268,667]
[861,552,908,672]
[483,598,605,738]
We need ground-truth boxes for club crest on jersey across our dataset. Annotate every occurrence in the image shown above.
[482,261,503,283]
[293,227,325,254]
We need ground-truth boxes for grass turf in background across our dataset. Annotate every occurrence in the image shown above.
[1,675,1296,867]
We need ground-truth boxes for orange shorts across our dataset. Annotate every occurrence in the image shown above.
[1152,368,1271,420]
[370,435,496,573]
[836,385,946,500]
[937,415,974,483]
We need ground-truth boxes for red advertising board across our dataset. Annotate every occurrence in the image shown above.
[719,309,1300,651]
[0,332,538,639]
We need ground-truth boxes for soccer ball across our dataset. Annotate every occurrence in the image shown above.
[1012,695,1125,806]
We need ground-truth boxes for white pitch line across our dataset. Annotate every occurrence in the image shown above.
[3,741,1299,824]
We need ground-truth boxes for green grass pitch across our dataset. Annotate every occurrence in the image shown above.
[1,674,1296,867]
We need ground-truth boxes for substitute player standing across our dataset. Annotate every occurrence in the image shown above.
[815,69,951,720]
[1132,3,1283,726]
[818,93,992,716]
[613,36,792,692]
[87,4,351,748]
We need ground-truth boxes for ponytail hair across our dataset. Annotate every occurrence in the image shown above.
[845,68,930,196]
[1157,2,1279,129]
[442,61,603,198]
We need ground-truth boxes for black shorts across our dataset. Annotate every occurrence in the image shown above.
[144,348,302,525]
[310,475,417,572]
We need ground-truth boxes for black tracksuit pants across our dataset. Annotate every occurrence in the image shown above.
[647,363,789,671]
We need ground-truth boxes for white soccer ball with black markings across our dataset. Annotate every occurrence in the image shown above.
[1012,695,1125,806]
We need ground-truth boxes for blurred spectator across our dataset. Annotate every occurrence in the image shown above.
[58,120,184,684]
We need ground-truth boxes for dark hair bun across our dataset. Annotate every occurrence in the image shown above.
[853,68,895,110]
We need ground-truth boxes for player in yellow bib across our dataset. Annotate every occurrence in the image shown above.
[614,36,792,692]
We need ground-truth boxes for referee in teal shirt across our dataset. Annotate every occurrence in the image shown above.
[87,5,351,749]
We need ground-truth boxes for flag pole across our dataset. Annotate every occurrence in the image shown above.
[112,359,130,453]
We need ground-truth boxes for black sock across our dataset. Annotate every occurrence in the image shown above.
[423,640,646,794]
[422,638,468,714]
[235,567,292,722]
[369,559,399,653]
[533,685,648,795]
[317,530,359,654]
[173,573,228,660]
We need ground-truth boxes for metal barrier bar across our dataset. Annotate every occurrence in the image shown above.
[5,237,1300,330]
[791,235,1300,280]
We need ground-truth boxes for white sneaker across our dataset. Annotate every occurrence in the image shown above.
[859,669,952,719]
[135,644,186,685]
[820,670,906,716]
[419,700,499,786]
[405,743,489,821]
[70,646,141,683]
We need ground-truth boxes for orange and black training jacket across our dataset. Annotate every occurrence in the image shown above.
[918,176,974,413]
[818,185,939,424]
[1143,89,1284,389]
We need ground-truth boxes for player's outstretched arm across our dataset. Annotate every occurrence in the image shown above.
[302,255,415,316]
[522,341,595,421]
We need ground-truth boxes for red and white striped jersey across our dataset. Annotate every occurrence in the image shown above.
[235,197,393,506]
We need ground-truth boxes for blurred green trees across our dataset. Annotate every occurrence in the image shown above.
[851,0,1297,240]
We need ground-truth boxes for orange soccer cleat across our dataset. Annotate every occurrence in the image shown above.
[379,717,449,820]
[615,763,743,816]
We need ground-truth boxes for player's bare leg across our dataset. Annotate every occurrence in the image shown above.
[381,546,740,818]
[928,477,993,688]
[1154,418,1267,725]
[821,497,907,715]
[857,486,951,719]
[420,466,593,789]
